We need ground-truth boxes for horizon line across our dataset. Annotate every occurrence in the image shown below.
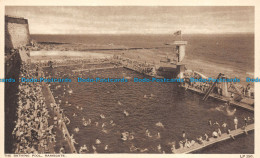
[30,32,254,35]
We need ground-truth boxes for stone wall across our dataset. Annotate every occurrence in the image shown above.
[5,16,31,49]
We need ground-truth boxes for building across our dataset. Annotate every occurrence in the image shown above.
[5,15,31,50]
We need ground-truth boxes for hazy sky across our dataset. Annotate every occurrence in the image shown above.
[5,6,254,34]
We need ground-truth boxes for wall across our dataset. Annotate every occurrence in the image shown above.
[5,16,31,49]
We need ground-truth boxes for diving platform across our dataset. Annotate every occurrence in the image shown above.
[183,85,254,112]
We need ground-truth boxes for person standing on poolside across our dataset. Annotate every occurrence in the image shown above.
[208,119,212,126]
[182,131,186,139]
[234,117,238,130]
[244,117,248,127]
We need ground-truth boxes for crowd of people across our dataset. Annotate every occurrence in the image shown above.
[12,63,56,154]
[12,62,80,154]
[10,56,253,154]
[51,100,79,154]
[45,64,254,154]
[174,115,254,152]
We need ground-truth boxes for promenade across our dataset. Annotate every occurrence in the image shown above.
[41,82,77,153]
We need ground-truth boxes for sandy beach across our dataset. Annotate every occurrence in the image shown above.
[29,41,253,88]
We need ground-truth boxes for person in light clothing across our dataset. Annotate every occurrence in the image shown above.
[234,117,238,130]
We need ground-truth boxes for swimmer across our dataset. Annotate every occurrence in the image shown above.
[110,120,116,126]
[73,113,77,117]
[124,132,130,137]
[129,132,135,140]
[144,95,148,99]
[59,146,65,154]
[118,101,122,105]
[130,144,138,152]
[64,116,70,125]
[74,127,80,133]
[96,139,101,144]
[71,134,78,145]
[145,129,152,138]
[155,122,164,128]
[156,132,161,139]
[95,122,99,127]
[104,145,108,151]
[213,121,220,127]
[182,131,186,139]
[80,107,83,111]
[79,144,88,153]
[226,106,236,116]
[123,110,129,117]
[102,123,106,128]
[100,114,105,119]
[157,144,162,152]
[222,122,227,128]
[121,132,129,141]
[140,148,148,152]
[76,106,79,109]
[171,144,176,153]
[208,119,212,126]
[83,121,88,127]
[102,129,108,133]
[92,145,97,154]
[82,117,86,121]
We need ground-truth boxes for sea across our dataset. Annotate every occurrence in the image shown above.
[37,34,254,154]
[32,34,254,75]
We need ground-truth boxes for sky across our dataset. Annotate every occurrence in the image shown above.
[5,6,254,34]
